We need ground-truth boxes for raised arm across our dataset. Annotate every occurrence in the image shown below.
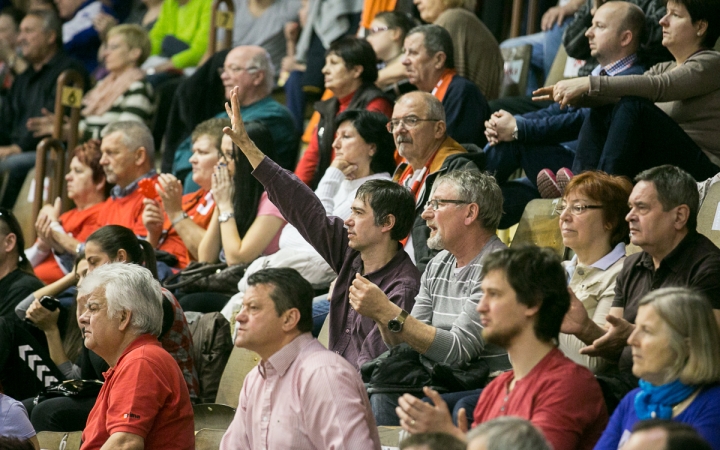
[223,87,267,168]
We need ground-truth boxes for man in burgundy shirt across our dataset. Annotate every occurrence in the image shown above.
[222,87,421,370]
[78,263,194,450]
[221,268,380,449]
[394,246,608,450]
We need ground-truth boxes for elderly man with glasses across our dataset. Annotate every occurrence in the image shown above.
[161,45,297,189]
[351,168,511,426]
[390,91,485,273]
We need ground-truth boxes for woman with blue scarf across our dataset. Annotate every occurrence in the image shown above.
[594,287,720,449]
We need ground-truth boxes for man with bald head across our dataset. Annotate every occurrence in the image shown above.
[162,45,297,185]
[390,91,484,273]
[483,0,645,225]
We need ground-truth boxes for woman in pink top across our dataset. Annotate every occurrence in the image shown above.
[181,122,286,313]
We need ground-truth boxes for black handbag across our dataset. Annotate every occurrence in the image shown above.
[33,379,104,405]
[162,261,247,296]
[361,343,490,395]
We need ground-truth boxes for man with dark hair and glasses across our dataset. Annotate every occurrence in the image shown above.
[222,87,421,373]
[561,165,720,408]
[391,91,485,273]
[0,208,43,317]
[351,168,511,426]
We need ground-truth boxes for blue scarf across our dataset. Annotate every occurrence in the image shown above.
[634,379,697,420]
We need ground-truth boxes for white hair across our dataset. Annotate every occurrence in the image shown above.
[79,263,164,336]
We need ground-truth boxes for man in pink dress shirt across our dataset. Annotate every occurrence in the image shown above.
[220,268,381,450]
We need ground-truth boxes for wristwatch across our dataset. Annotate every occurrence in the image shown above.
[171,212,189,226]
[512,126,519,140]
[388,310,409,333]
[218,212,235,223]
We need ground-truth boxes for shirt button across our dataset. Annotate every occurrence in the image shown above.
[335,351,340,354]
[345,328,350,334]
[577,269,585,276]
[262,416,268,422]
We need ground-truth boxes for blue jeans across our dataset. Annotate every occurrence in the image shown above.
[484,141,574,227]
[0,151,37,208]
[371,388,482,427]
[500,19,570,95]
[312,295,330,337]
[573,96,720,180]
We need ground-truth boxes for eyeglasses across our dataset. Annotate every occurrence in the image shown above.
[553,203,603,216]
[217,66,258,77]
[424,199,469,210]
[386,115,440,133]
[368,25,389,35]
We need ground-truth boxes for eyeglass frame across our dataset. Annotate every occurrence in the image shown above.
[552,203,603,216]
[386,115,440,133]
[368,25,390,35]
[424,199,469,211]
[217,65,259,77]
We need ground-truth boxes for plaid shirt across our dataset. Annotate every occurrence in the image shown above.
[593,54,639,76]
[161,289,199,402]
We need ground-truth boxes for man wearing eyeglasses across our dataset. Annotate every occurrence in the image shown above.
[401,24,489,147]
[350,169,511,426]
[391,91,484,273]
[160,45,297,186]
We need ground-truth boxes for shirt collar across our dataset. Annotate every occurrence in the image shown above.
[592,53,638,76]
[637,231,698,271]
[591,242,626,270]
[110,169,157,199]
[259,333,314,379]
[565,242,626,280]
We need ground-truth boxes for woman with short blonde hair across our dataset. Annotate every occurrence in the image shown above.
[594,287,720,449]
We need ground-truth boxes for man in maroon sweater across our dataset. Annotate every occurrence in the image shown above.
[223,87,421,370]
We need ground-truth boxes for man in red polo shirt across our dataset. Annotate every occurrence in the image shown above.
[394,246,608,450]
[97,121,189,267]
[78,263,194,450]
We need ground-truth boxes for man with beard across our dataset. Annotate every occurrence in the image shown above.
[349,169,510,425]
[390,91,484,273]
[393,246,609,450]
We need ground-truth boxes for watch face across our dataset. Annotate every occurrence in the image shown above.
[388,319,401,333]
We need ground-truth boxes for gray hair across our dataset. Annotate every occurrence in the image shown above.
[434,169,503,231]
[467,417,551,450]
[26,9,62,49]
[638,287,720,385]
[79,263,164,336]
[247,49,276,95]
[634,165,698,232]
[407,24,455,69]
[101,121,155,161]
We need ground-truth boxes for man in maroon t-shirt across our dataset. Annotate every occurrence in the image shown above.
[394,246,608,450]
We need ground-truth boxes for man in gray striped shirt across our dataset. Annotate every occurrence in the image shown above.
[350,169,511,425]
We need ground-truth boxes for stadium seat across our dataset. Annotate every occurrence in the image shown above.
[36,431,82,450]
[214,346,261,408]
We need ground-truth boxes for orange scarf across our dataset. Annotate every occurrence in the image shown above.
[431,69,457,102]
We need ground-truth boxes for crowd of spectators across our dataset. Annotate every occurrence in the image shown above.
[0,0,718,448]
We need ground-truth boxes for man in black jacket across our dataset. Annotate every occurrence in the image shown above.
[0,9,88,208]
